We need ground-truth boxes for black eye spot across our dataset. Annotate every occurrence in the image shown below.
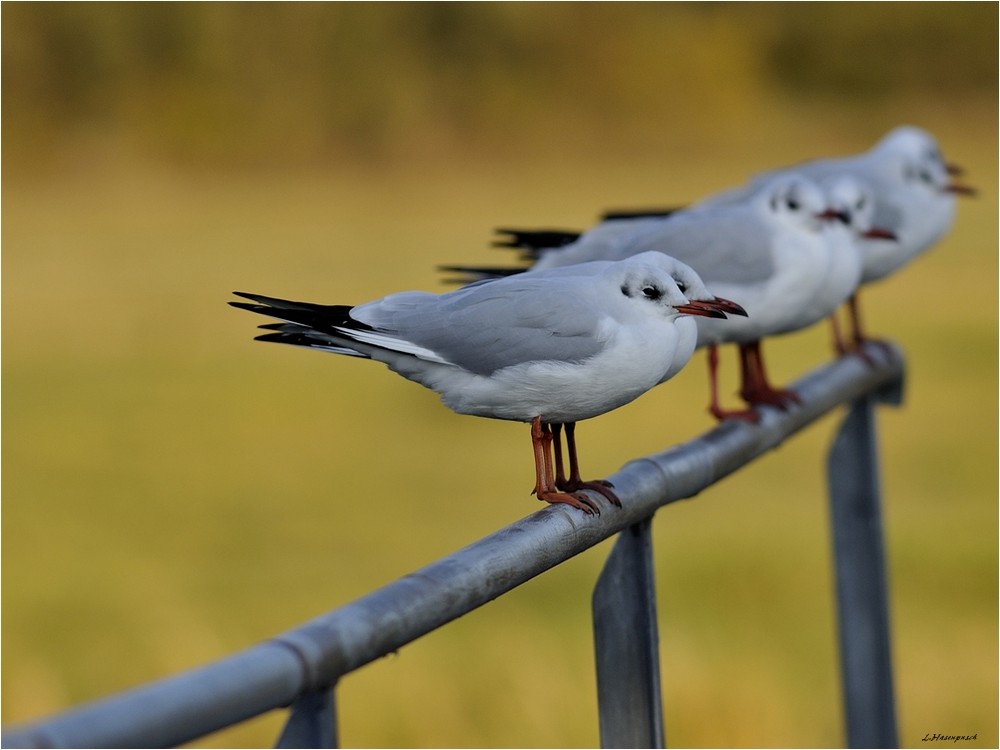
[785,197,800,211]
[904,164,923,183]
[673,277,687,293]
[641,285,662,300]
[620,284,631,297]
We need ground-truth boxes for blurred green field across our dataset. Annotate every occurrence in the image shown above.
[3,4,998,748]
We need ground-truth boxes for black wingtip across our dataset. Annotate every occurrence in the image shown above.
[491,228,582,253]
[230,292,279,313]
[253,332,294,344]
[599,206,684,221]
[437,264,525,277]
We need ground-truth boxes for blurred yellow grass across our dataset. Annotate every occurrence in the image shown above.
[4,116,996,747]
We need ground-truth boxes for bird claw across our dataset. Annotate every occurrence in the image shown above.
[852,337,894,366]
[710,384,800,423]
[740,386,800,410]
[535,489,602,515]
[849,345,878,367]
[780,389,802,406]
[558,479,621,507]
[710,405,761,423]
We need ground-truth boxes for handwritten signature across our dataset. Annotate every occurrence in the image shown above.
[922,734,978,743]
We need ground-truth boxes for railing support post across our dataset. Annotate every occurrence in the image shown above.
[275,685,337,748]
[592,517,665,749]
[827,394,899,748]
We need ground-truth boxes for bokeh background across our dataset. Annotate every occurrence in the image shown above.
[3,3,997,747]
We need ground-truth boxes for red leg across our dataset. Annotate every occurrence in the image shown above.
[847,293,891,362]
[529,417,599,515]
[743,342,762,392]
[707,343,759,422]
[847,292,889,361]
[706,344,723,416]
[555,422,620,507]
[530,417,553,494]
[830,312,850,357]
[848,294,866,348]
[551,423,567,488]
[740,340,800,409]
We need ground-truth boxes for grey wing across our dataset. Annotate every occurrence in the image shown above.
[533,217,667,268]
[619,210,776,284]
[354,279,608,376]
[714,154,859,199]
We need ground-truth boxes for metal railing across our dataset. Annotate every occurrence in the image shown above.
[2,342,905,749]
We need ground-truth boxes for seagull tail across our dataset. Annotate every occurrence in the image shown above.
[229,292,371,357]
[491,228,581,259]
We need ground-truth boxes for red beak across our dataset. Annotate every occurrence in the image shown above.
[708,296,749,317]
[675,300,728,319]
[817,207,851,224]
[861,226,898,241]
[945,182,977,197]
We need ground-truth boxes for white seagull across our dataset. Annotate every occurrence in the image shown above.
[702,126,974,344]
[815,174,898,352]
[231,252,742,514]
[446,174,847,421]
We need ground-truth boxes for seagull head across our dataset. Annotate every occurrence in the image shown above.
[876,125,976,198]
[759,174,830,232]
[820,174,897,241]
[624,252,747,319]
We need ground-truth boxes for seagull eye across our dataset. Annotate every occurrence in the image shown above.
[673,278,688,294]
[785,196,801,211]
[641,285,662,300]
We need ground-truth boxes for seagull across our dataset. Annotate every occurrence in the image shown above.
[445,174,847,421]
[701,126,974,345]
[805,126,975,346]
[230,252,740,514]
[814,174,898,353]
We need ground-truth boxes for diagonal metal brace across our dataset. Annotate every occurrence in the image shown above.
[275,686,337,749]
[592,517,665,748]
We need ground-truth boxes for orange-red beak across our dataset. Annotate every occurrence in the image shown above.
[676,297,748,319]
[708,296,749,317]
[675,300,728,319]
[817,207,852,224]
[861,226,898,241]
[945,182,977,196]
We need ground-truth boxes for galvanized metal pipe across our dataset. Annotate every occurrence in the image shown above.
[2,343,904,749]
[828,395,900,747]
